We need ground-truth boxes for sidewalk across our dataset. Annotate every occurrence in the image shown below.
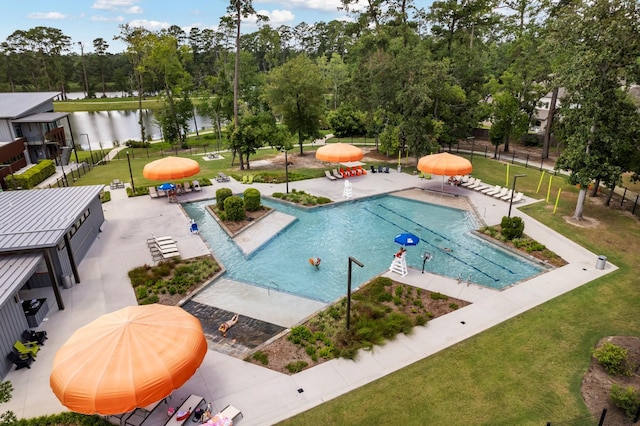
[2,171,615,425]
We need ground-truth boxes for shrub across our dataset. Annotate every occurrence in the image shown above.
[252,351,269,365]
[243,187,261,211]
[285,361,308,374]
[610,384,640,418]
[500,216,525,240]
[224,195,245,221]
[592,342,630,375]
[288,326,313,345]
[216,188,233,210]
[430,292,448,301]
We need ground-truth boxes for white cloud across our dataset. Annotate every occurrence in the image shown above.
[92,0,139,11]
[126,6,143,14]
[27,12,67,20]
[255,9,295,25]
[128,19,171,32]
[257,0,342,13]
[91,15,125,22]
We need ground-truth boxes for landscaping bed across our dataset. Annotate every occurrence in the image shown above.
[245,276,470,374]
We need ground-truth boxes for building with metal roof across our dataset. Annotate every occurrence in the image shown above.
[0,92,77,190]
[0,185,105,377]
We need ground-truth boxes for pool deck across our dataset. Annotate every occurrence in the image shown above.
[3,170,616,425]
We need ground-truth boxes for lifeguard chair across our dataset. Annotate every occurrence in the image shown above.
[389,251,408,277]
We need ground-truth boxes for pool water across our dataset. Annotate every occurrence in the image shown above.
[182,195,544,303]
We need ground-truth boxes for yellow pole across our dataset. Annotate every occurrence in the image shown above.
[536,170,546,193]
[553,188,562,214]
[398,151,401,166]
[546,175,553,202]
[506,163,510,187]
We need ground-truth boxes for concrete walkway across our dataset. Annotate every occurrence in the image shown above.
[2,170,615,425]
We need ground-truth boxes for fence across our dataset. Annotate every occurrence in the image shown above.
[447,139,640,218]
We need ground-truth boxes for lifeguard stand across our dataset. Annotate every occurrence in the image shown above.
[389,252,408,277]
[343,180,353,199]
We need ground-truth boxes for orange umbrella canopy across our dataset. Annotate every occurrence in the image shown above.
[417,152,473,176]
[50,304,208,415]
[315,143,364,163]
[142,156,200,180]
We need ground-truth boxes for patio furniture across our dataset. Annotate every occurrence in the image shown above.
[165,394,204,426]
[14,340,39,357]
[216,172,230,183]
[7,350,34,370]
[22,329,47,346]
[149,186,159,198]
[183,181,192,193]
[325,170,337,181]
[110,179,125,190]
[332,169,344,179]
[497,189,513,200]
[192,180,201,191]
[219,404,243,422]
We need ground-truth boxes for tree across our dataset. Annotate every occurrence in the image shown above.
[93,37,109,96]
[548,0,640,220]
[263,55,327,154]
[229,112,290,169]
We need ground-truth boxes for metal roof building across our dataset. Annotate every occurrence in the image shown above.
[0,185,105,378]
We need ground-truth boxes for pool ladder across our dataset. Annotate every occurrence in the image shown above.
[267,281,280,296]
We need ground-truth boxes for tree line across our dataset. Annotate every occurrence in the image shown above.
[1,0,639,219]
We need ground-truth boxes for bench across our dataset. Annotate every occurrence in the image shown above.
[165,394,204,426]
[219,405,242,422]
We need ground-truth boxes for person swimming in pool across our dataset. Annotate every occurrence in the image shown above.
[441,247,453,252]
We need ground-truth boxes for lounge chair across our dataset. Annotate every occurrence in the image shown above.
[383,166,390,173]
[22,330,47,346]
[339,168,350,178]
[509,192,525,203]
[192,180,201,191]
[7,351,34,370]
[481,185,501,195]
[157,189,167,197]
[357,165,367,175]
[370,165,376,173]
[324,170,337,181]
[493,187,510,198]
[219,405,242,423]
[499,189,514,201]
[466,179,483,189]
[147,236,174,247]
[247,175,253,184]
[183,181,193,193]
[148,186,159,198]
[460,177,477,187]
[378,165,384,173]
[14,340,39,357]
[332,169,343,179]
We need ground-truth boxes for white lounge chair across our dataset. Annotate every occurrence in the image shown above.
[332,169,344,179]
[183,181,193,193]
[492,187,509,198]
[472,181,490,191]
[192,180,201,191]
[496,188,512,199]
[481,185,501,195]
[502,190,522,201]
[509,192,525,203]
[460,177,477,187]
[219,405,242,422]
[148,186,159,198]
[466,179,483,189]
[324,170,337,181]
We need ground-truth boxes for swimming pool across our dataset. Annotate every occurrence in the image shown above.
[182,195,545,303]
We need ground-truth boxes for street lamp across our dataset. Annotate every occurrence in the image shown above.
[80,133,93,165]
[346,256,364,330]
[508,174,526,217]
[467,136,475,162]
[126,151,135,194]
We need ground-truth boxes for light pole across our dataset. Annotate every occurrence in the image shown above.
[126,151,135,194]
[508,174,526,217]
[467,136,475,163]
[59,154,68,187]
[80,133,92,165]
[346,256,364,330]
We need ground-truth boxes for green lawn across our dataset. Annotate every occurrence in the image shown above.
[277,159,640,425]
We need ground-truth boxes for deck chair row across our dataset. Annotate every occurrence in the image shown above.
[147,236,181,261]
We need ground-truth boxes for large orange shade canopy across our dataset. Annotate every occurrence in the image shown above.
[50,304,208,415]
[315,143,364,163]
[417,152,473,176]
[142,156,200,181]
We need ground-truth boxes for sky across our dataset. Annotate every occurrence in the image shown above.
[0,0,357,53]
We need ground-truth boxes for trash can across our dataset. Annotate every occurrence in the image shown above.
[397,165,402,173]
[595,255,607,270]
[62,275,74,289]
